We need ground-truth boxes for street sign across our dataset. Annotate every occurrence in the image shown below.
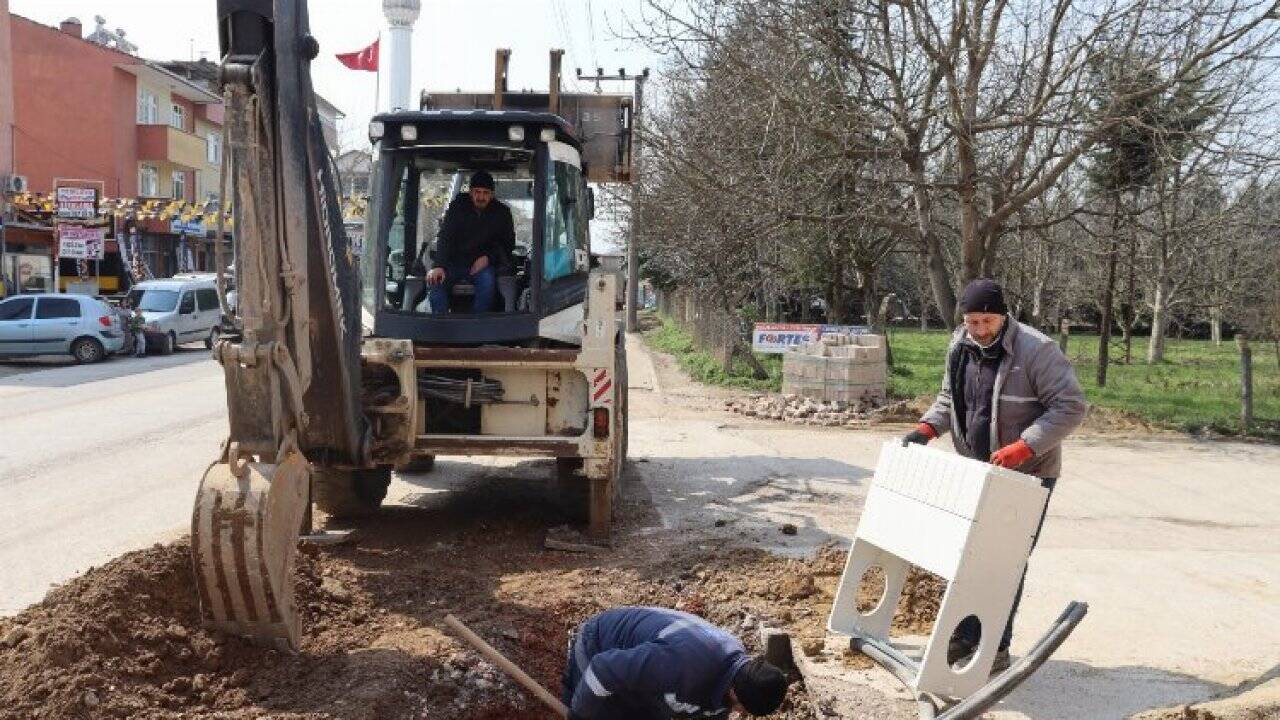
[58,225,106,260]
[55,187,98,220]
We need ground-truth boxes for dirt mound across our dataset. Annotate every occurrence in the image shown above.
[0,492,941,719]
[1130,677,1280,720]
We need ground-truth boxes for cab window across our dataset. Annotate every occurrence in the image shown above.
[543,153,588,284]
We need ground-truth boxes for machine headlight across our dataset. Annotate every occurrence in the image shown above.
[400,124,418,142]
[508,125,526,142]
[539,127,556,143]
[368,121,385,141]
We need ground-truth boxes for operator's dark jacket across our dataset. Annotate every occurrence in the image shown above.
[920,316,1087,478]
[562,607,748,720]
[434,193,515,273]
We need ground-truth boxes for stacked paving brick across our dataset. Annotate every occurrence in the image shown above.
[781,333,887,404]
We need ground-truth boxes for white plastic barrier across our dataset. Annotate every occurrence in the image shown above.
[829,442,1049,698]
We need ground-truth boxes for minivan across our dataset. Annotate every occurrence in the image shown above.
[125,276,223,354]
[0,294,126,363]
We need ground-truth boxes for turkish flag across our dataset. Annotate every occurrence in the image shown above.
[336,39,379,72]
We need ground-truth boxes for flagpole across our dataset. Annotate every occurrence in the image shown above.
[374,33,382,115]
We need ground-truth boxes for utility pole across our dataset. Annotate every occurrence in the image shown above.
[577,67,649,333]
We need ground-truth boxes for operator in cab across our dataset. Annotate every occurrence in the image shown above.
[424,170,515,313]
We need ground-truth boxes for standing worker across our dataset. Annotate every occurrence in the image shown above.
[903,278,1086,673]
[562,606,788,719]
[128,306,148,358]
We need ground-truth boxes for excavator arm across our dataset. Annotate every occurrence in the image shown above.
[191,0,367,651]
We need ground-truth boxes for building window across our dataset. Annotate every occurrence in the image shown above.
[137,90,158,124]
[139,164,159,196]
[206,133,222,164]
[171,171,187,200]
[170,103,186,131]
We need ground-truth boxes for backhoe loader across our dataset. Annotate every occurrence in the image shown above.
[193,0,632,650]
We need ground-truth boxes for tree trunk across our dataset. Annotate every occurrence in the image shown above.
[1097,200,1122,388]
[1147,276,1172,364]
[1121,238,1136,364]
[907,156,957,328]
[1210,306,1222,345]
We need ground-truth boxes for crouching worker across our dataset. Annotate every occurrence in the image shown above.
[562,606,788,719]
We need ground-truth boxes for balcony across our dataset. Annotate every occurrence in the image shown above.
[137,124,207,170]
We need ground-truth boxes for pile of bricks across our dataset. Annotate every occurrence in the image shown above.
[781,333,887,404]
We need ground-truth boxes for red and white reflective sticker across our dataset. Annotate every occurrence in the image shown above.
[592,368,613,404]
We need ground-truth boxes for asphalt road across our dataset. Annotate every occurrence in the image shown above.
[0,348,225,615]
[2,338,1277,718]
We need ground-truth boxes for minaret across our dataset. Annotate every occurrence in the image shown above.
[382,0,421,111]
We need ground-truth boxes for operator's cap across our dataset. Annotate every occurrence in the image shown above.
[469,170,495,191]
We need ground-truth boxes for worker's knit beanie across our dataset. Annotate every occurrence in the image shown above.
[733,657,788,716]
[958,278,1008,315]
[469,170,495,191]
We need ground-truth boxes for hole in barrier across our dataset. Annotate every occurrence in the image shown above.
[947,615,982,671]
[855,565,887,616]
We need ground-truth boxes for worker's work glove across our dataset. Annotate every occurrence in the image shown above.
[901,423,937,447]
[990,439,1034,468]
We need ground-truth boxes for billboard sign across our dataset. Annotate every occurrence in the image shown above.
[58,225,106,260]
[821,324,872,336]
[55,187,98,220]
[751,323,875,353]
[752,323,820,354]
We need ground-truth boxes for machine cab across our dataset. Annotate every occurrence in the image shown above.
[362,110,594,345]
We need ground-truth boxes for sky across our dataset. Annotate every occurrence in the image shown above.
[10,0,665,150]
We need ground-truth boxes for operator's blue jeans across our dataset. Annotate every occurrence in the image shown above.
[428,263,496,314]
[955,476,1057,653]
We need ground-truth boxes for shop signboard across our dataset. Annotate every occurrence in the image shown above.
[752,323,820,354]
[58,225,106,260]
[55,187,99,220]
[171,219,207,236]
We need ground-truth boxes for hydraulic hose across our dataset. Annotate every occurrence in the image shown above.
[418,374,505,407]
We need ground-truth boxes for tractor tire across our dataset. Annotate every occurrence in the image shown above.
[396,455,436,473]
[313,466,391,519]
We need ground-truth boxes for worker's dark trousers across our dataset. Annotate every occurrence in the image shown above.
[955,477,1057,652]
[429,263,496,314]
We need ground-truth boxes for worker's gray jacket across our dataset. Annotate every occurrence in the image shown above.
[920,317,1087,478]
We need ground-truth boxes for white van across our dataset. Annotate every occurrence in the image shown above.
[125,276,223,354]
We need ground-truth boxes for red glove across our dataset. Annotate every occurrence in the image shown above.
[915,423,937,440]
[990,439,1034,468]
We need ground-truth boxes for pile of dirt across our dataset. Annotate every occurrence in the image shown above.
[1129,677,1280,720]
[0,499,943,719]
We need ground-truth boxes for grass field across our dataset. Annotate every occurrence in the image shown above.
[644,316,1280,439]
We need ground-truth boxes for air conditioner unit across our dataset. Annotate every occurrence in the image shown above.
[3,175,29,194]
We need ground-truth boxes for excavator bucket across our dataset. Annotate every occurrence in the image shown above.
[190,452,310,652]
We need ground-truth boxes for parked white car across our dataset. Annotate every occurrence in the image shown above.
[0,294,126,363]
[125,277,223,354]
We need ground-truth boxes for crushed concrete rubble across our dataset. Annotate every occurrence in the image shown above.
[724,393,921,427]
